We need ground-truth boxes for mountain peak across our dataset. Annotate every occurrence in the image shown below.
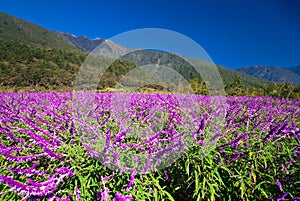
[93,37,101,41]
[59,32,104,52]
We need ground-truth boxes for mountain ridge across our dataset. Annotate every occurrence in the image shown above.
[0,12,77,51]
[236,65,300,85]
[287,65,300,75]
[58,32,104,52]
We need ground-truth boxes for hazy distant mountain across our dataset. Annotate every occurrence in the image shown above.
[59,32,104,52]
[0,12,76,50]
[287,65,300,75]
[236,66,300,85]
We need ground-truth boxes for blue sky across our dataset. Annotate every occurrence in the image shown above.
[1,0,299,69]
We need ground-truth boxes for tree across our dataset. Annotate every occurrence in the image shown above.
[285,82,295,98]
[273,83,284,98]
[226,77,245,96]
[189,78,208,95]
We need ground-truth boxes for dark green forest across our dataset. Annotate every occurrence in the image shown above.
[0,38,85,90]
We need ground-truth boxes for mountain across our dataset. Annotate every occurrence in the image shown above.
[59,32,104,52]
[0,12,284,95]
[217,65,270,88]
[120,49,270,89]
[0,12,77,50]
[287,65,300,75]
[236,66,300,86]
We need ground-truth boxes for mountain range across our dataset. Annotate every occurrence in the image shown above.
[57,22,300,87]
[0,12,299,94]
[237,65,300,85]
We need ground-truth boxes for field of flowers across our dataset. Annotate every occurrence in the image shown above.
[0,92,299,201]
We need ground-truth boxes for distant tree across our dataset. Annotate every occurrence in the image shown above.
[189,78,201,94]
[273,83,285,98]
[226,77,245,96]
[285,82,295,98]
[189,78,209,95]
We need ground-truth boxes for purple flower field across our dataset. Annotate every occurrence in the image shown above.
[0,92,299,200]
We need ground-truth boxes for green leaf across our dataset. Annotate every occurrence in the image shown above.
[194,170,200,194]
[163,191,175,201]
[201,177,206,199]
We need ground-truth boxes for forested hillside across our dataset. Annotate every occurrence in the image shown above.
[0,12,77,50]
[0,38,85,90]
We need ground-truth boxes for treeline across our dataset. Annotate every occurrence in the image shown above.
[187,77,300,98]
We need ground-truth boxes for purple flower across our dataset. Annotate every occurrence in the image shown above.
[70,121,75,136]
[5,153,49,163]
[164,171,169,181]
[124,173,135,191]
[103,173,114,181]
[230,152,244,162]
[97,187,110,201]
[6,161,46,177]
[48,194,72,201]
[113,151,119,167]
[276,179,283,192]
[84,144,100,158]
[74,186,81,201]
[112,192,132,201]
[271,192,290,201]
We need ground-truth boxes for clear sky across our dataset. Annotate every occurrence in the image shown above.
[1,0,299,69]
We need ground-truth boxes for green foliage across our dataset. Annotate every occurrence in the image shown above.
[0,115,174,201]
[157,121,300,201]
[0,38,85,91]
[189,78,209,95]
